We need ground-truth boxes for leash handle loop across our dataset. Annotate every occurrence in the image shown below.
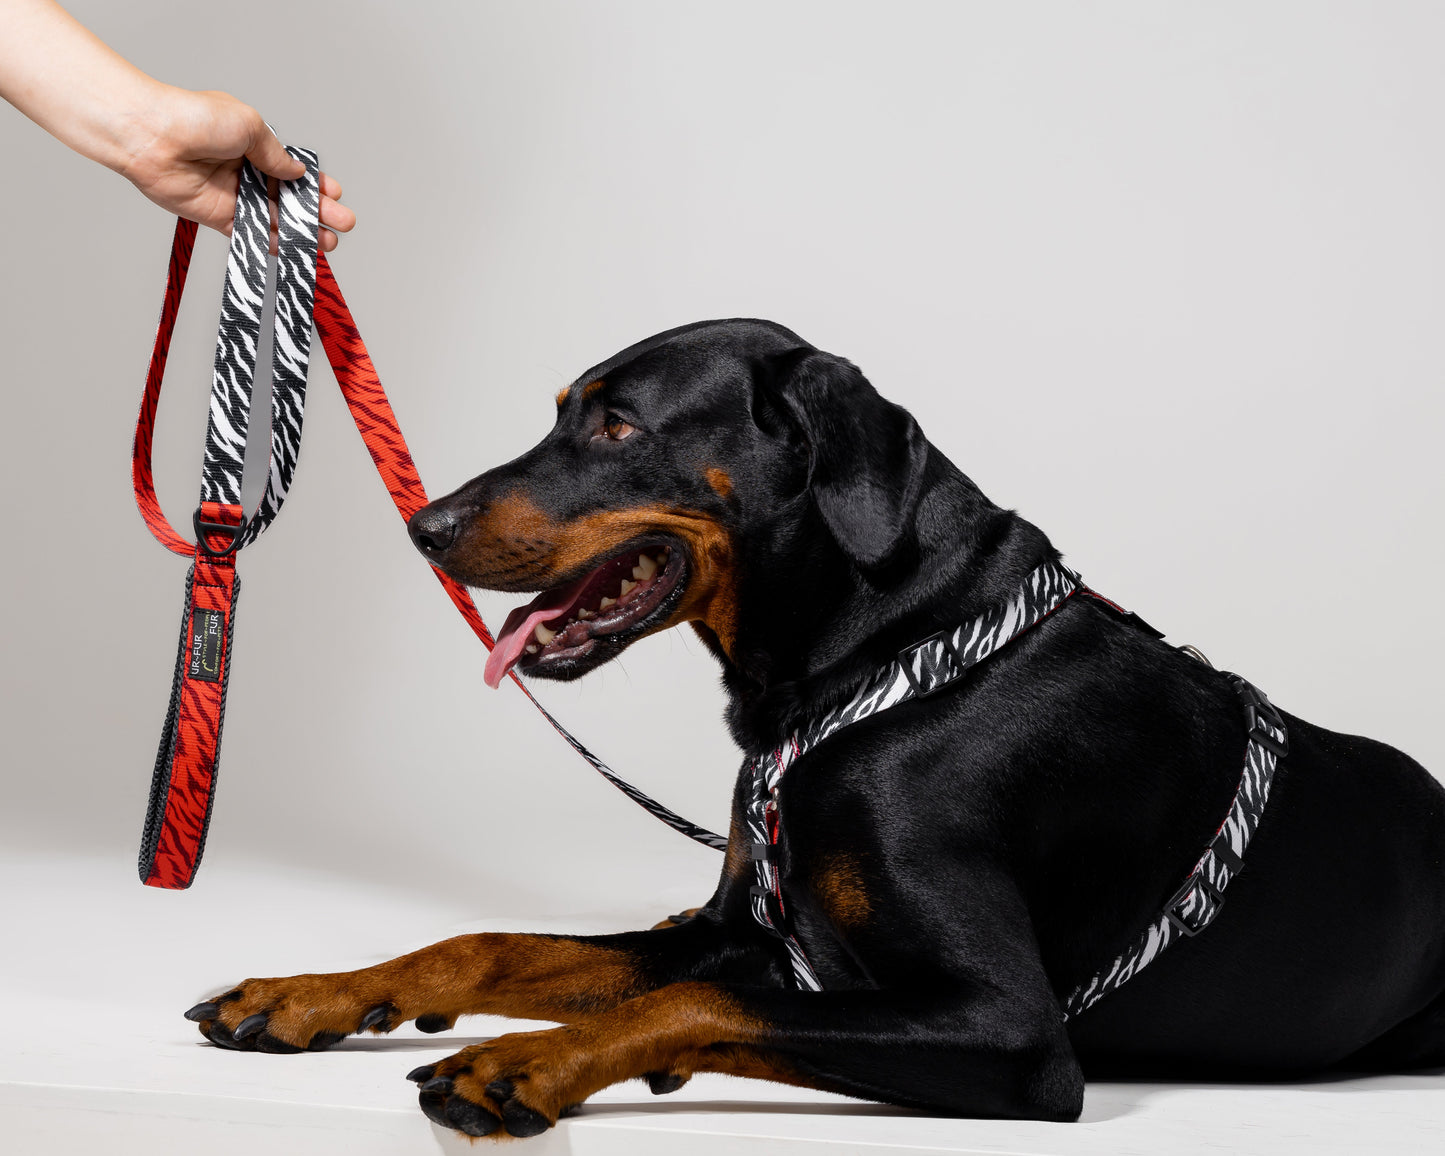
[135,155,723,889]
[135,152,320,888]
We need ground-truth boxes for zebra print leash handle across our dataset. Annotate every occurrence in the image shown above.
[135,150,319,889]
[134,150,725,889]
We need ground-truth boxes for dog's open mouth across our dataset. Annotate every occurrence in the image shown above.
[483,543,687,687]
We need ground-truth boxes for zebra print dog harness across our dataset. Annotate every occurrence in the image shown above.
[743,561,1289,1018]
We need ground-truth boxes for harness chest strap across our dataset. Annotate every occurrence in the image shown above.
[745,562,1289,1019]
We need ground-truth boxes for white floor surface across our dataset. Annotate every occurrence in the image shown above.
[3,851,1441,1155]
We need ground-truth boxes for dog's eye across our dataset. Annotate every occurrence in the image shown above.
[596,414,636,442]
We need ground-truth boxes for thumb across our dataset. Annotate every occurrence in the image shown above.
[245,120,305,181]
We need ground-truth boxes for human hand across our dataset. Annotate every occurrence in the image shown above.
[120,87,355,251]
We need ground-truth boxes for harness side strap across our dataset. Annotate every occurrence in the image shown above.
[311,257,728,852]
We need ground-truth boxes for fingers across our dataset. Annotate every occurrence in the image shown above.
[245,118,306,182]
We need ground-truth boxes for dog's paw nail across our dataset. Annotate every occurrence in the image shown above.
[233,1013,268,1040]
[414,1013,451,1034]
[406,1064,437,1083]
[184,1001,219,1022]
[357,1004,391,1032]
[420,1076,454,1094]
[444,1094,501,1137]
[206,1020,246,1050]
[484,1078,514,1103]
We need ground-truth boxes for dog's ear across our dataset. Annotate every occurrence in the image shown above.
[767,350,930,568]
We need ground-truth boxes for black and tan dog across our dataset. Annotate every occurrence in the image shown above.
[185,320,1445,1138]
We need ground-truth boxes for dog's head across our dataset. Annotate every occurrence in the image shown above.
[409,319,929,687]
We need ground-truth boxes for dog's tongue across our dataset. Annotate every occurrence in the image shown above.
[484,579,585,689]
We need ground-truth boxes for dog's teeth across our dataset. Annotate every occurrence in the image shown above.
[634,554,658,580]
[599,596,616,610]
[620,578,637,596]
[577,608,594,620]
[534,623,556,645]
[525,644,539,654]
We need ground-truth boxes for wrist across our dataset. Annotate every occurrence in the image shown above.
[103,79,184,177]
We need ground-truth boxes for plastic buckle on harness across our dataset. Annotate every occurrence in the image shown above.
[1164,873,1225,938]
[1233,676,1289,758]
[898,630,965,697]
[192,508,248,558]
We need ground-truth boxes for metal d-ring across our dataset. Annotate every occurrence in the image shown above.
[1177,643,1214,668]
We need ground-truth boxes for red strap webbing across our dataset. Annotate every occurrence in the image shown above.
[134,221,726,890]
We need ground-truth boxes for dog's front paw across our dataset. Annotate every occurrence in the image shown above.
[406,1028,606,1139]
[183,971,452,1053]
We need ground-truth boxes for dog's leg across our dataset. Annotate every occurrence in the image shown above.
[409,976,1082,1137]
[186,916,775,1054]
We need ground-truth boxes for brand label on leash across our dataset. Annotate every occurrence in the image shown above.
[188,609,223,682]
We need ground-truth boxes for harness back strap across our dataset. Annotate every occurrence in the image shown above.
[1060,672,1287,1019]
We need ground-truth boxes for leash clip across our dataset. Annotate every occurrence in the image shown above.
[192,508,248,558]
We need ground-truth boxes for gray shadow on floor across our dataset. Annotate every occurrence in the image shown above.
[327,1034,498,1053]
[1079,1066,1445,1124]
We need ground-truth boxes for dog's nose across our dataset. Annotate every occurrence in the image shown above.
[408,505,459,556]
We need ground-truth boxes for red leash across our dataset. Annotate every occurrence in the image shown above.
[132,221,505,889]
[311,256,500,648]
[135,180,725,890]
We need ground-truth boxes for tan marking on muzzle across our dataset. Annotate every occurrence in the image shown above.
[455,492,741,655]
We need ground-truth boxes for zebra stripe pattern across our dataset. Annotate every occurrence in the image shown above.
[745,738,824,991]
[200,160,270,506]
[198,149,320,543]
[245,148,320,545]
[747,560,1084,990]
[1060,679,1286,1019]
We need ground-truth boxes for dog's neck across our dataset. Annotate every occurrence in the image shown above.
[707,446,1058,752]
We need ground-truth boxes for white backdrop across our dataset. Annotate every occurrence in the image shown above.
[2,0,1441,918]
